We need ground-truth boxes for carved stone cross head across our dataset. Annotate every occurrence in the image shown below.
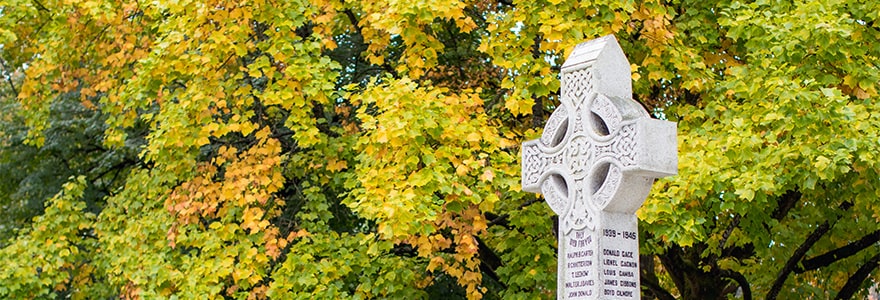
[521,35,677,233]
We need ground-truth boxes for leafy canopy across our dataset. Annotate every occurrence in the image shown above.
[1,0,879,299]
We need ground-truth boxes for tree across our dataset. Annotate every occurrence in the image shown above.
[0,0,878,299]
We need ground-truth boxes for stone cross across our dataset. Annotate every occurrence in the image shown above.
[521,35,677,299]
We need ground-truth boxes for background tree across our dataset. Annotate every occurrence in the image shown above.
[0,0,878,299]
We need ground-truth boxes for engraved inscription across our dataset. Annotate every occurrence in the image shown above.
[596,225,639,299]
[564,230,596,298]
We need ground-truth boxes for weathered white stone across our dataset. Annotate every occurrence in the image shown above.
[521,35,677,299]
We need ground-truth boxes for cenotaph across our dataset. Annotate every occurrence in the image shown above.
[521,35,678,299]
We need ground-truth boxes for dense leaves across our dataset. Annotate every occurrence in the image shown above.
[1,0,878,299]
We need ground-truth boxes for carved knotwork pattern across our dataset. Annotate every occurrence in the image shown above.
[559,124,635,231]
[592,165,622,208]
[591,95,622,133]
[541,178,569,218]
[612,124,637,166]
[563,69,593,135]
[540,105,567,146]
[588,123,638,168]
[562,69,593,108]
[522,143,543,188]
[566,136,592,180]
[522,143,565,189]
[564,179,594,231]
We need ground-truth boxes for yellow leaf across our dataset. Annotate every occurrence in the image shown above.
[240,122,255,136]
[427,256,445,272]
[466,132,481,143]
[326,159,347,171]
[480,169,495,181]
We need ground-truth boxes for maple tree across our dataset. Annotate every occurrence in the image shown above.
[1,0,879,299]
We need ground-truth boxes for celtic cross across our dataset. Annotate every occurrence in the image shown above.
[521,35,677,299]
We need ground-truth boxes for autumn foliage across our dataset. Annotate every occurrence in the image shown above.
[1,0,879,299]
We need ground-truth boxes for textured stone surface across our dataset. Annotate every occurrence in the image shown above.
[521,35,677,299]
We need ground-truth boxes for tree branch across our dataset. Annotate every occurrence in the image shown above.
[797,229,880,273]
[771,189,801,221]
[640,254,676,300]
[657,245,689,297]
[486,195,542,227]
[641,276,676,300]
[0,59,18,97]
[719,214,741,251]
[90,158,136,183]
[338,5,398,79]
[475,235,506,288]
[531,95,544,129]
[719,269,752,300]
[766,221,830,300]
[32,0,50,12]
[342,9,364,36]
[767,200,853,299]
[833,251,880,300]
